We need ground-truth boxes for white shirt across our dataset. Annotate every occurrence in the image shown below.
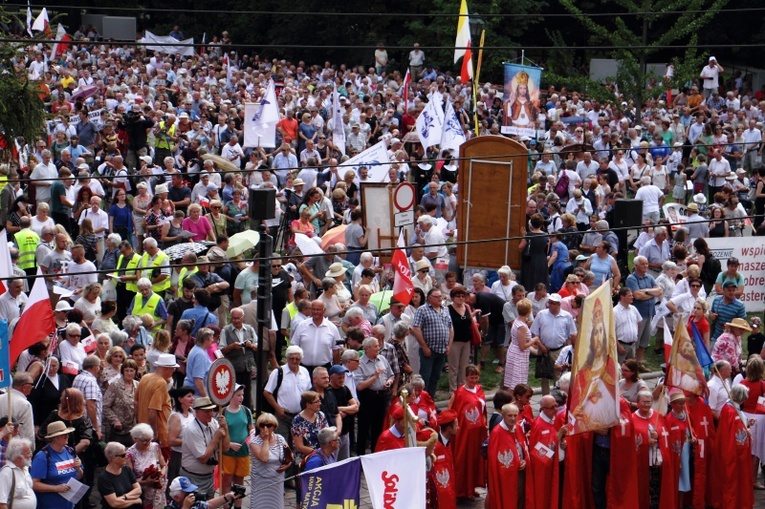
[290,318,343,366]
[0,291,28,323]
[0,463,36,509]
[742,128,762,152]
[264,365,311,414]
[700,64,720,90]
[708,157,731,187]
[634,185,664,214]
[0,389,34,443]
[707,376,730,416]
[29,162,58,202]
[67,260,98,301]
[78,207,109,238]
[221,142,244,168]
[613,302,642,344]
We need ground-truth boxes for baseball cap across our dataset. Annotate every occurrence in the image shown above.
[169,477,198,493]
[548,293,562,303]
[329,365,348,376]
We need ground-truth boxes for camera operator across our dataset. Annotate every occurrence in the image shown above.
[118,104,155,170]
[168,477,242,509]
[180,397,230,499]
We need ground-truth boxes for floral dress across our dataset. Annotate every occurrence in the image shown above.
[712,331,742,372]
[126,441,165,509]
[144,209,165,242]
[290,411,327,462]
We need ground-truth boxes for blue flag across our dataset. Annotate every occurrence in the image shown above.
[0,320,10,389]
[691,321,714,367]
[300,456,361,509]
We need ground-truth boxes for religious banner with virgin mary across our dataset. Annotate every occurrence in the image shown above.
[501,63,544,138]
[568,281,621,434]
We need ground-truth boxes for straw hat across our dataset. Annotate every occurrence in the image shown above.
[726,318,752,332]
[45,421,75,439]
[668,389,686,404]
[325,262,346,278]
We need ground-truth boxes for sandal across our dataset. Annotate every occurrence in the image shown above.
[495,366,503,373]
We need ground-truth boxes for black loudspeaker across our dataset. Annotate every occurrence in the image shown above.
[249,188,276,220]
[613,199,644,228]
[613,199,644,273]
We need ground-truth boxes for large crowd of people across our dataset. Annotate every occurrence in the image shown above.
[0,20,763,509]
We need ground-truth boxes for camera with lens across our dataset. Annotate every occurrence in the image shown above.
[192,492,207,502]
[231,484,246,499]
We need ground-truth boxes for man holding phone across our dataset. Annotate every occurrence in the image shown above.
[220,308,258,409]
[0,373,34,444]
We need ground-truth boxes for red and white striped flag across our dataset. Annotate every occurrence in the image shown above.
[391,249,414,305]
[51,24,71,60]
[402,69,411,109]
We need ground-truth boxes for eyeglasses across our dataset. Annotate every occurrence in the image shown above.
[259,423,275,429]
[68,334,81,338]
[115,453,126,458]
[453,294,465,298]
[430,294,442,299]
[212,206,221,210]
[690,284,702,288]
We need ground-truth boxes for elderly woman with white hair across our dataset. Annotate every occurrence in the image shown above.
[97,442,142,509]
[490,265,517,301]
[182,203,215,242]
[121,314,151,351]
[100,233,123,275]
[125,423,166,509]
[127,277,168,332]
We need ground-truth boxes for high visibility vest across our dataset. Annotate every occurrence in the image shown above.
[154,121,176,150]
[14,229,40,270]
[177,266,198,297]
[140,250,171,293]
[131,292,163,321]
[113,253,141,292]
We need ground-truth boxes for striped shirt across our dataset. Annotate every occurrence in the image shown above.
[710,295,746,342]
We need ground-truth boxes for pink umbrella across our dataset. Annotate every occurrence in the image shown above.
[321,224,347,250]
[71,85,99,101]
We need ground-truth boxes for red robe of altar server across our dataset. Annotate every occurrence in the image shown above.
[685,395,715,509]
[633,408,675,509]
[450,384,487,498]
[607,398,639,509]
[526,412,562,509]
[488,419,527,509]
[712,402,753,509]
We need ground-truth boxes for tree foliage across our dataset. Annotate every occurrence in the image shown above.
[0,8,50,146]
[557,0,729,105]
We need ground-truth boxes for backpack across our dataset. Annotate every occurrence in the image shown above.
[261,366,284,414]
[554,171,570,199]
[701,254,722,287]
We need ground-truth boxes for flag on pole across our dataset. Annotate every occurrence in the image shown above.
[391,249,414,305]
[31,8,49,35]
[440,98,467,152]
[689,321,713,367]
[0,321,11,389]
[300,457,361,508]
[416,97,444,150]
[0,230,14,295]
[51,24,71,60]
[332,83,346,156]
[361,448,427,509]
[662,320,673,363]
[10,271,55,368]
[402,69,412,110]
[666,320,708,396]
[224,53,232,90]
[568,281,621,434]
[25,1,33,37]
[454,0,473,84]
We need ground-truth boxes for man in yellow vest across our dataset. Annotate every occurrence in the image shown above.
[128,277,168,329]
[13,217,39,282]
[140,237,171,296]
[174,252,198,298]
[153,113,178,165]
[113,240,141,322]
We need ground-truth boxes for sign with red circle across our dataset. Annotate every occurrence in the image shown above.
[206,358,236,406]
[393,182,416,212]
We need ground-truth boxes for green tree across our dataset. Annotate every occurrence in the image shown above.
[0,8,50,149]
[557,0,729,106]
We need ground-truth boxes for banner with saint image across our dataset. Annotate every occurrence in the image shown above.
[501,63,544,138]
[568,281,621,434]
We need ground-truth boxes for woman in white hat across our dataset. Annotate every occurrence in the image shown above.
[31,420,83,509]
